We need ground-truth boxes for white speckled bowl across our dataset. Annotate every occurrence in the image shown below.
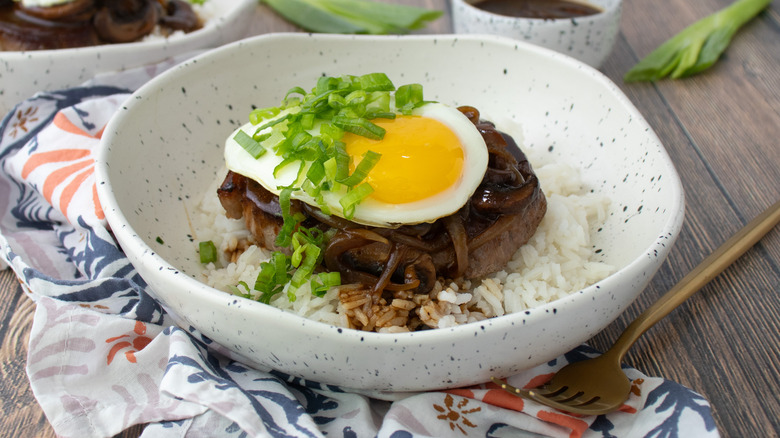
[96,33,684,392]
[450,0,622,68]
[0,0,256,116]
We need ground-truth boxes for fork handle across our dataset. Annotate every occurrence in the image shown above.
[605,199,780,362]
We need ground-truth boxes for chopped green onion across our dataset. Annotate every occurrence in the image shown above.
[228,281,252,298]
[273,251,290,287]
[291,236,307,267]
[252,266,275,300]
[338,150,381,187]
[198,241,217,264]
[328,93,347,110]
[285,86,308,101]
[345,90,367,105]
[272,157,299,179]
[155,236,164,244]
[395,83,424,115]
[311,271,341,297]
[234,130,266,158]
[301,179,321,199]
[275,187,298,247]
[290,244,321,289]
[317,76,338,94]
[253,253,291,303]
[249,107,282,124]
[340,182,374,220]
[359,73,395,92]
[291,131,314,151]
[259,129,286,150]
[300,113,316,130]
[254,132,272,143]
[253,114,291,137]
[306,158,327,185]
[364,110,396,120]
[366,92,391,114]
[323,156,338,181]
[244,223,340,303]
[332,142,351,182]
[319,123,343,144]
[317,196,332,215]
[301,89,337,111]
[332,116,385,140]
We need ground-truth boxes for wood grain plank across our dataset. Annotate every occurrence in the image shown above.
[620,0,780,239]
[596,13,780,434]
[589,243,780,435]
[611,3,780,433]
[0,268,145,437]
[0,269,56,437]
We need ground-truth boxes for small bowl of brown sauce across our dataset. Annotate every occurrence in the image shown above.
[450,0,622,68]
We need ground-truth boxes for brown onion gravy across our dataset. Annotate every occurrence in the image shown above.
[472,0,602,19]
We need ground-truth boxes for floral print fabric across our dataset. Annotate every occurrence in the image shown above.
[0,60,719,438]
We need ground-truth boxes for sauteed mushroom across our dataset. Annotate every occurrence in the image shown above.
[93,0,159,43]
[0,0,201,50]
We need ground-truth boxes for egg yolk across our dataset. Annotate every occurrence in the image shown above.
[342,116,465,204]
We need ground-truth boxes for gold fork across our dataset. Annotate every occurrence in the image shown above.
[492,199,780,416]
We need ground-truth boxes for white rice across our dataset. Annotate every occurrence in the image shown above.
[193,150,614,332]
[141,0,222,42]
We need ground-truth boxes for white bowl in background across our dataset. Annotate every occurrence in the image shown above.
[96,33,684,392]
[0,0,256,116]
[450,0,622,68]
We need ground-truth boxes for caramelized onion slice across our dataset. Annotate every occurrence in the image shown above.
[159,0,200,31]
[472,174,540,215]
[18,0,96,22]
[371,244,406,295]
[443,215,468,278]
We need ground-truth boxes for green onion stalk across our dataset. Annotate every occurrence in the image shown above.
[261,0,442,34]
[624,0,772,82]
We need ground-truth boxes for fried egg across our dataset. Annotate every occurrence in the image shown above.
[224,102,488,227]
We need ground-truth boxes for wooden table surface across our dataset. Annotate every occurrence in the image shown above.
[1,0,778,436]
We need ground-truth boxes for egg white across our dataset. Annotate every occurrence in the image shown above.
[224,103,488,227]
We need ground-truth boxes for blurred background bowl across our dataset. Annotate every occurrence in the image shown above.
[0,0,256,116]
[450,0,622,68]
[96,33,684,392]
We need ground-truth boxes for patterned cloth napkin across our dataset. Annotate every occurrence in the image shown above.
[0,57,719,438]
